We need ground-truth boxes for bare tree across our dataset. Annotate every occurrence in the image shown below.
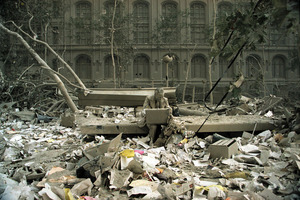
[0,22,78,112]
[110,0,118,88]
[10,20,87,91]
[208,0,217,105]
[182,44,197,102]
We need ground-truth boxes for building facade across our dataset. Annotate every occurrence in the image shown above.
[27,0,300,101]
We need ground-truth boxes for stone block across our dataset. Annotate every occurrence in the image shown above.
[208,139,238,159]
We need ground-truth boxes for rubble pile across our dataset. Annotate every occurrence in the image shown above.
[0,81,68,118]
[0,99,300,200]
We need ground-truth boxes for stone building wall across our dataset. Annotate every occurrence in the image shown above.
[24,0,300,102]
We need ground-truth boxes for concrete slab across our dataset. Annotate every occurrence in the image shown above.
[77,114,277,135]
[181,115,277,133]
[78,87,176,107]
[76,114,148,135]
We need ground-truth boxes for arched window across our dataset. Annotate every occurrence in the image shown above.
[218,2,233,17]
[75,2,92,45]
[191,55,207,79]
[190,2,206,43]
[104,0,121,15]
[161,1,178,43]
[219,56,234,78]
[76,55,92,79]
[217,2,233,48]
[76,2,91,18]
[104,55,120,79]
[162,1,177,16]
[272,56,286,78]
[133,2,149,43]
[133,55,150,79]
[246,55,261,78]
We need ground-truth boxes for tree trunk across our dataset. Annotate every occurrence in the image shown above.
[0,22,78,113]
[111,0,117,89]
[208,0,217,105]
[182,45,197,102]
[182,59,190,102]
[166,63,169,87]
[298,25,300,65]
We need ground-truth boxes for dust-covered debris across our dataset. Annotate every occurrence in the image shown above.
[0,96,300,200]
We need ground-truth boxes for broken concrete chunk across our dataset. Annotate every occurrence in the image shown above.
[258,188,282,200]
[60,111,75,128]
[11,110,36,121]
[71,178,93,197]
[208,139,238,159]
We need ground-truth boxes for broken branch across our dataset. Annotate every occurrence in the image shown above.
[0,22,78,113]
[9,21,87,91]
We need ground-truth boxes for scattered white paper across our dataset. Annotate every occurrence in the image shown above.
[239,144,260,154]
[127,186,152,197]
[264,111,273,118]
[192,160,209,167]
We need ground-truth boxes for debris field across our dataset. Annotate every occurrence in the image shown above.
[0,95,300,200]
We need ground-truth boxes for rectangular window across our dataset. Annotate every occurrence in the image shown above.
[190,3,206,43]
[270,28,286,45]
[76,2,92,45]
[134,24,149,43]
[53,1,60,18]
[191,25,206,43]
[76,31,91,45]
[162,3,178,43]
[133,3,149,43]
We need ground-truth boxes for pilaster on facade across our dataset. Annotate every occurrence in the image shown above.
[9,0,299,98]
